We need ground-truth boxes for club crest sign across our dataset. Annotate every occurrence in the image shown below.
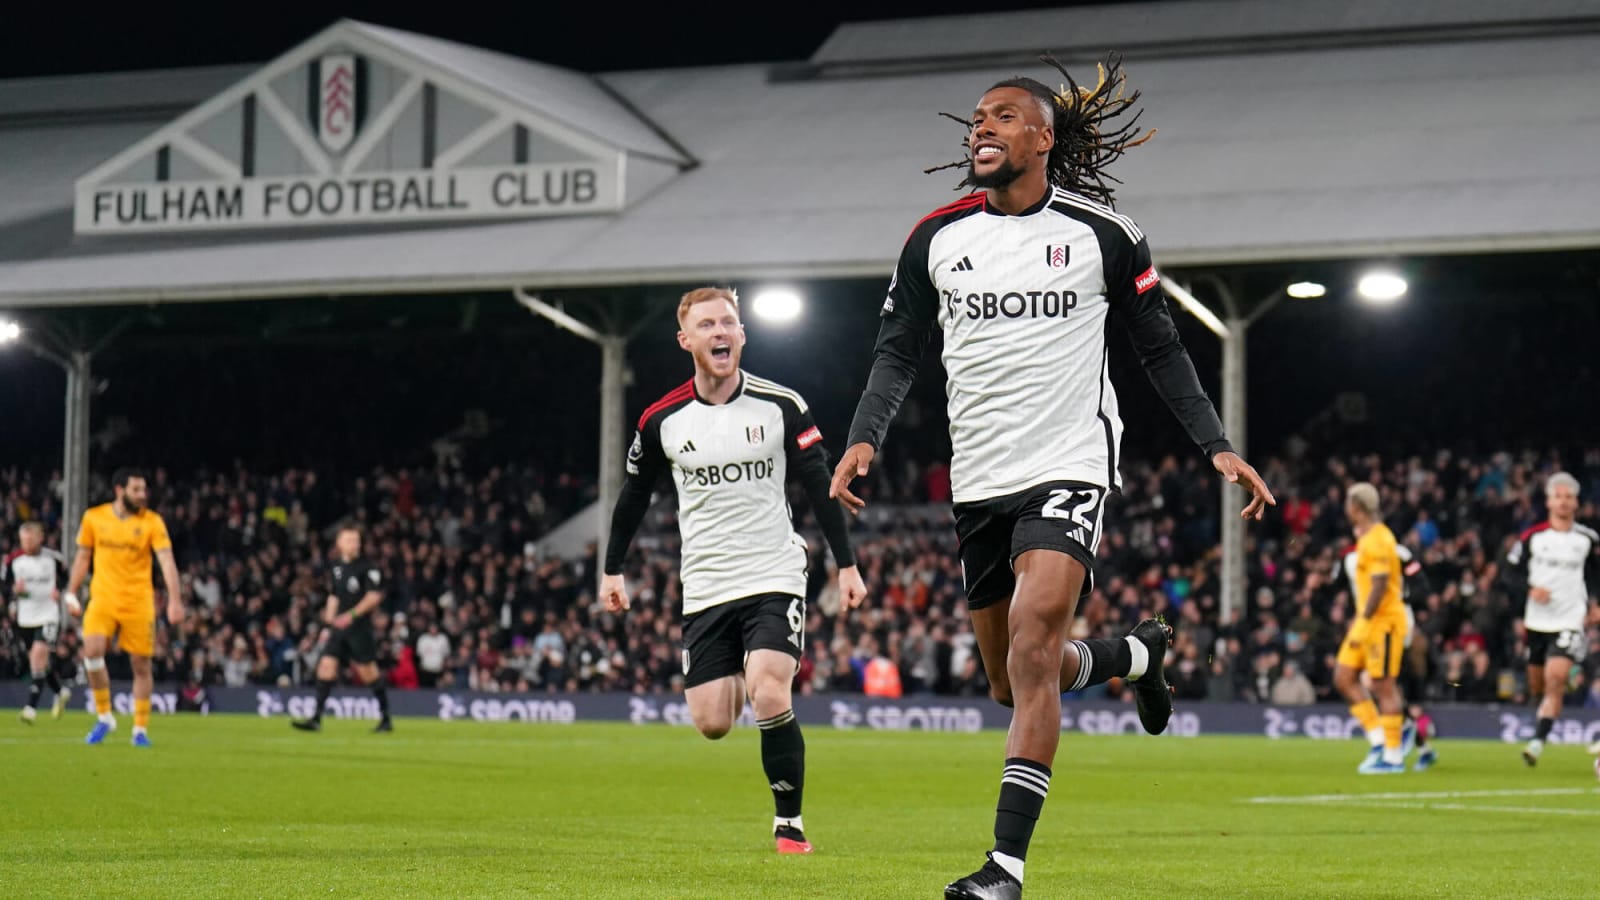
[315,54,360,154]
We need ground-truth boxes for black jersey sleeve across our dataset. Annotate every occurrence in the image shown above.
[604,413,669,576]
[1584,530,1599,598]
[1502,531,1532,597]
[1108,237,1234,460]
[845,226,939,451]
[782,399,856,569]
[363,562,384,594]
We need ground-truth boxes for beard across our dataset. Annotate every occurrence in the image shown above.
[121,495,145,513]
[968,156,1023,189]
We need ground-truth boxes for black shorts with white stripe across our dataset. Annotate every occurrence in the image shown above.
[1526,628,1588,665]
[954,480,1106,610]
[681,592,804,689]
[18,622,60,646]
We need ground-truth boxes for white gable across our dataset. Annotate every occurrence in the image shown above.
[72,20,690,234]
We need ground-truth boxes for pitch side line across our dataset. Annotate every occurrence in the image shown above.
[1328,801,1600,817]
[1247,787,1597,804]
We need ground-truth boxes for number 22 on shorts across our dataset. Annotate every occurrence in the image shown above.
[1043,487,1101,547]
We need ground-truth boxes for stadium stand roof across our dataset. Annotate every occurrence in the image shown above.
[1,1,1598,308]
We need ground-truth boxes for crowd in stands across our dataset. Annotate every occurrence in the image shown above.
[4,445,1600,711]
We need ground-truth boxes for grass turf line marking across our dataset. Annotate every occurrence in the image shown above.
[1246,788,1598,804]
[1246,788,1600,817]
[1328,801,1600,817]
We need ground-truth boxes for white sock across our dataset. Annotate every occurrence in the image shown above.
[774,815,803,834]
[1124,636,1149,681]
[991,851,1024,883]
[1382,746,1404,765]
[133,725,148,737]
[99,712,116,725]
[1365,728,1384,748]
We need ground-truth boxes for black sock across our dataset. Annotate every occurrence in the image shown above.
[1535,716,1554,741]
[46,669,62,693]
[314,679,334,721]
[758,710,805,820]
[27,672,45,709]
[1064,638,1133,691]
[993,757,1051,866]
[372,683,390,719]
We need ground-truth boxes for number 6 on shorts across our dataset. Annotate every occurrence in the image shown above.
[786,597,804,648]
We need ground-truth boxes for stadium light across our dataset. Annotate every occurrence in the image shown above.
[1286,281,1326,299]
[1357,272,1407,304]
[751,288,803,323]
[0,319,20,343]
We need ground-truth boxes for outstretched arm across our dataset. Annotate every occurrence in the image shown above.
[786,404,867,609]
[833,320,931,515]
[835,229,940,514]
[1116,286,1233,459]
[844,318,931,458]
[1502,534,1532,598]
[601,419,669,611]
[1112,245,1274,520]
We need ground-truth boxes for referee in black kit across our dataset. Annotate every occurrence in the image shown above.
[293,523,392,733]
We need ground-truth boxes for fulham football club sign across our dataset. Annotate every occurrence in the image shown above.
[71,23,636,235]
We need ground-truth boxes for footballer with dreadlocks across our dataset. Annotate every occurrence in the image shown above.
[830,56,1276,899]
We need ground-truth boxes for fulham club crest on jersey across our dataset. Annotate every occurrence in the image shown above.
[1046,244,1070,268]
[314,54,361,153]
[746,426,766,445]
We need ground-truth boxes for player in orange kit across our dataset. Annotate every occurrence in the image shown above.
[1332,482,1409,774]
[64,469,184,747]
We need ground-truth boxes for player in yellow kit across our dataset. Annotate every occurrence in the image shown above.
[64,469,184,747]
[1332,482,1409,774]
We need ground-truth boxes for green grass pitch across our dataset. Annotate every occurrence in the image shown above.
[4,715,1597,898]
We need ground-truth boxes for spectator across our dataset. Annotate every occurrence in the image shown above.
[389,644,420,690]
[1269,661,1316,706]
[1170,642,1208,701]
[1457,649,1500,703]
[416,621,451,688]
[863,652,903,698]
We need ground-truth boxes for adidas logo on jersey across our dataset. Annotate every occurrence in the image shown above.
[949,255,975,272]
[679,440,697,454]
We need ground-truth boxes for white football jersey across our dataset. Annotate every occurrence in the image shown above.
[1507,522,1598,633]
[855,188,1230,504]
[616,373,827,615]
[2,548,67,627]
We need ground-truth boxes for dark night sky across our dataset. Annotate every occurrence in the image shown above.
[1,0,1157,79]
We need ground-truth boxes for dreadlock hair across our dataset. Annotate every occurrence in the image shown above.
[926,53,1156,208]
